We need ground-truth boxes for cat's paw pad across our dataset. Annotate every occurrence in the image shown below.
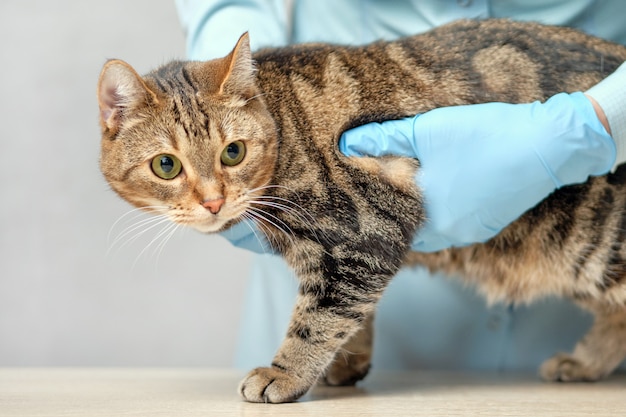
[539,353,603,382]
[239,367,310,403]
[321,351,371,386]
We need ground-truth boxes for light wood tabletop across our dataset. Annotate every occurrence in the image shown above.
[1,368,624,416]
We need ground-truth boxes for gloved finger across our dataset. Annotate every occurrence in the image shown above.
[339,117,418,157]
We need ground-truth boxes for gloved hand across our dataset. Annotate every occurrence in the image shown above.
[339,91,615,252]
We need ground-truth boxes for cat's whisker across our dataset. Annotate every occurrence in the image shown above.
[246,208,320,266]
[244,92,267,104]
[246,184,326,234]
[250,202,318,233]
[248,199,303,218]
[108,215,172,261]
[244,208,287,239]
[110,214,166,245]
[247,206,295,237]
[242,211,280,249]
[107,205,169,243]
[107,214,171,255]
[240,214,273,253]
[245,207,298,249]
[153,222,182,262]
[248,195,318,223]
[245,209,319,266]
[254,217,314,266]
[248,198,332,249]
[132,220,180,269]
[248,199,321,241]
[246,187,313,220]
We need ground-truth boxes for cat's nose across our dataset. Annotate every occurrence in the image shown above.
[202,197,225,214]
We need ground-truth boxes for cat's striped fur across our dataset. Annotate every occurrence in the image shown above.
[98,19,626,402]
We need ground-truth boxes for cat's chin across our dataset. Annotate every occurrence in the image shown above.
[190,218,239,234]
[191,222,229,234]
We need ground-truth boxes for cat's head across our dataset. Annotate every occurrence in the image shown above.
[97,34,278,233]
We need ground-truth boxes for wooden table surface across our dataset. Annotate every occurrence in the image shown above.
[1,368,624,416]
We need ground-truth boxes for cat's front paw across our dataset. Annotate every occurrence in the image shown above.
[239,367,312,403]
[540,353,604,382]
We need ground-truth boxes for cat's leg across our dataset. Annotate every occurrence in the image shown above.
[238,296,372,402]
[540,306,626,382]
[321,313,374,386]
[238,277,383,403]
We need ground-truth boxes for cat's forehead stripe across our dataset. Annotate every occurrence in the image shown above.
[180,66,196,91]
[149,65,213,147]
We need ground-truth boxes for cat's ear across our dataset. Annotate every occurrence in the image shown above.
[97,60,158,133]
[215,32,258,100]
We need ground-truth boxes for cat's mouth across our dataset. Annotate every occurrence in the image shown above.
[191,219,232,234]
[184,206,248,234]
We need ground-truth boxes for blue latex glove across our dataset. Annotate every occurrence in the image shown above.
[339,92,616,252]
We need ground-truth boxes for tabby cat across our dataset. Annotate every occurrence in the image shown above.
[97,19,626,403]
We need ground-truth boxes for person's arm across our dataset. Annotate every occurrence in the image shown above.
[175,0,289,60]
[340,63,626,252]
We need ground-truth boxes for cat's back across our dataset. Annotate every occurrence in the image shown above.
[404,19,626,105]
[254,19,626,105]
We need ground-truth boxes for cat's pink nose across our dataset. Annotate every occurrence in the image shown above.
[202,198,225,214]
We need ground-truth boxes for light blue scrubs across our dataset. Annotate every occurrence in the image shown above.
[175,0,626,371]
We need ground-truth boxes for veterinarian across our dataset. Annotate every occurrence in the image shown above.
[176,0,626,371]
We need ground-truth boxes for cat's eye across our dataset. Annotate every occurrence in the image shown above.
[221,141,246,166]
[151,154,182,180]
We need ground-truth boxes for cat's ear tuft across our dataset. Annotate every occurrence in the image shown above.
[97,60,158,133]
[217,33,259,100]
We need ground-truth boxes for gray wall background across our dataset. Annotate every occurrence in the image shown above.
[0,0,253,366]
